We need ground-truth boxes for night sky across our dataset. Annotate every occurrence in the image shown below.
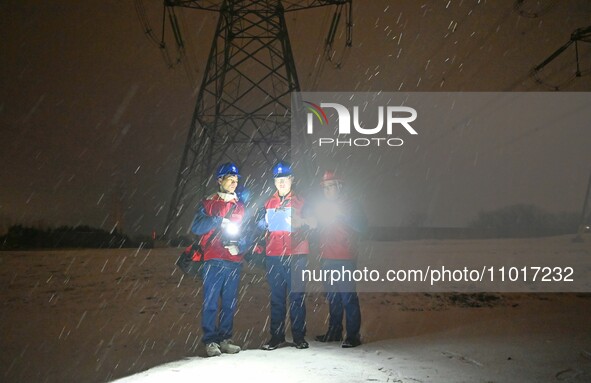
[1,0,590,235]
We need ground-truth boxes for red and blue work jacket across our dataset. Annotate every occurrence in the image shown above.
[191,193,245,262]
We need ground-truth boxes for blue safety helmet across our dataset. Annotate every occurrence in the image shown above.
[272,161,292,178]
[216,162,241,178]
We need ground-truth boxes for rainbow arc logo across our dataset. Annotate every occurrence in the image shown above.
[303,101,329,126]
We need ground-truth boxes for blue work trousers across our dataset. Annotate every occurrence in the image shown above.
[200,259,242,344]
[265,255,307,340]
[322,259,361,339]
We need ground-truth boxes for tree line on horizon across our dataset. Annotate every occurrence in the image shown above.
[468,203,579,238]
[0,203,581,249]
[0,224,142,250]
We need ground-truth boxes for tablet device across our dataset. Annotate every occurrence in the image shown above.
[267,208,292,232]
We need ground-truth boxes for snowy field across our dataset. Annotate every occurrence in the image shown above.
[1,236,590,382]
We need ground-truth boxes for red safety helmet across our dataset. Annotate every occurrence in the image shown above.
[321,170,342,185]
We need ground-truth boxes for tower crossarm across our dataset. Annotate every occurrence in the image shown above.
[165,0,349,13]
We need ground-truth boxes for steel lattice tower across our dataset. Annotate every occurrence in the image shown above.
[162,0,351,235]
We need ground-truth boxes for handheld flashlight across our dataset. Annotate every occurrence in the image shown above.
[224,222,240,236]
[222,221,241,246]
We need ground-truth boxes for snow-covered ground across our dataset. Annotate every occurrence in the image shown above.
[113,326,591,383]
[1,236,590,382]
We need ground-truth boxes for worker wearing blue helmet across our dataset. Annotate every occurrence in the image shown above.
[258,160,316,350]
[190,162,247,357]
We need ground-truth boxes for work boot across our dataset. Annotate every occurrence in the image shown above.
[315,332,343,342]
[205,342,222,357]
[294,338,309,349]
[220,339,241,354]
[341,336,361,348]
[261,336,285,351]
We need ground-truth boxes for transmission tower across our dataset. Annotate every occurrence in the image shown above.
[159,0,352,235]
[531,25,591,89]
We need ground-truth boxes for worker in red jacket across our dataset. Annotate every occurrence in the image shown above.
[191,162,246,357]
[314,170,367,348]
[258,161,314,350]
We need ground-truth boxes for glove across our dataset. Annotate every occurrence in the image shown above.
[303,216,318,229]
[225,245,239,255]
[292,215,317,229]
